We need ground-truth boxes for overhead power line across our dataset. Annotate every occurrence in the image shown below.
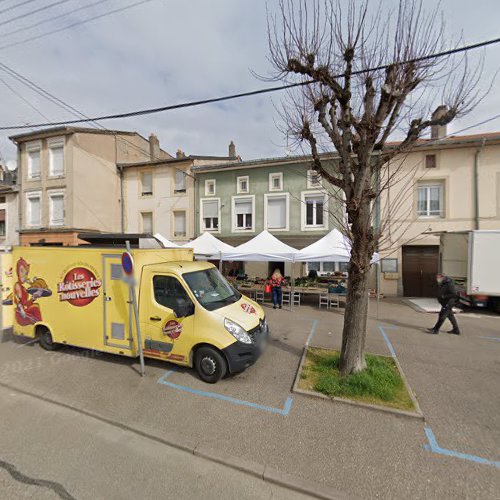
[0,0,113,40]
[0,0,74,28]
[1,35,499,131]
[0,0,40,16]
[0,0,155,51]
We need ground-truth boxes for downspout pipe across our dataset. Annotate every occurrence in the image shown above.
[118,164,124,233]
[473,139,486,230]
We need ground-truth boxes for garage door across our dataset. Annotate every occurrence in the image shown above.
[402,246,439,297]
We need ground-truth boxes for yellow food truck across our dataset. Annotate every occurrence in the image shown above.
[3,246,268,383]
[0,252,13,332]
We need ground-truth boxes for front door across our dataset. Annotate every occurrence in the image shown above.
[142,273,195,364]
[103,255,132,350]
[402,246,439,297]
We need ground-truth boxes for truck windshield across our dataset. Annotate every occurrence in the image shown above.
[183,268,242,311]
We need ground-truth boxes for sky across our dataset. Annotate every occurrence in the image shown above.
[0,0,499,165]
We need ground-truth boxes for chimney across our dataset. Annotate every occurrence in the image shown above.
[430,105,448,140]
[229,140,236,158]
[149,133,160,160]
[176,149,186,159]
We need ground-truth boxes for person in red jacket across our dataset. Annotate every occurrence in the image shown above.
[269,268,285,309]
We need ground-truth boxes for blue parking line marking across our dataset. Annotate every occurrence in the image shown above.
[378,325,397,358]
[305,319,319,347]
[424,426,500,468]
[479,336,500,342]
[158,370,293,416]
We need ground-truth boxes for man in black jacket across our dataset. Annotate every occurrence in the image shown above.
[426,273,461,335]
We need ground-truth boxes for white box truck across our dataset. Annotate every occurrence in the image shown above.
[440,230,500,313]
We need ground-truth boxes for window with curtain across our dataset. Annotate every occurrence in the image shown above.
[267,195,287,229]
[234,197,253,230]
[305,195,325,227]
[141,171,153,196]
[417,184,442,217]
[49,194,64,226]
[49,141,64,177]
[202,199,219,230]
[142,212,153,233]
[174,211,187,237]
[175,170,186,192]
[27,147,41,179]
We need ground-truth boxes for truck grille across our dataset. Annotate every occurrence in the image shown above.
[247,318,267,344]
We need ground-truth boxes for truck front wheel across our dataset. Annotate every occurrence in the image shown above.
[38,328,61,351]
[194,346,227,384]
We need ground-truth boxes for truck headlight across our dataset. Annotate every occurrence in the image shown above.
[224,318,252,344]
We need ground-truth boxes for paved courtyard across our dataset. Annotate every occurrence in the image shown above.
[0,298,498,499]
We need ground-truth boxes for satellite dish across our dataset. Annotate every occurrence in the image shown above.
[6,160,17,171]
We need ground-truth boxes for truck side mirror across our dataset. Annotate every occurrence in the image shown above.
[174,298,194,318]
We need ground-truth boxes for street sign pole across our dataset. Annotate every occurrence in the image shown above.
[124,241,145,377]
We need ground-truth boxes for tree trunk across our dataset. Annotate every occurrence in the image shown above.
[340,202,373,375]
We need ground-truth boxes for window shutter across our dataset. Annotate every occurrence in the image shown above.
[235,199,252,214]
[29,150,40,178]
[50,146,64,176]
[51,195,64,225]
[0,209,5,222]
[175,170,186,191]
[174,212,186,235]
[142,172,153,194]
[203,200,218,218]
[267,197,286,228]
[29,197,40,225]
[142,213,153,233]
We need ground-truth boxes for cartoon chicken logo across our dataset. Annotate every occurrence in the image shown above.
[13,257,52,326]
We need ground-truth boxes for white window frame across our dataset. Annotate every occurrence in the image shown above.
[301,190,329,231]
[48,189,65,227]
[173,210,187,239]
[306,169,322,189]
[205,179,216,196]
[25,190,42,228]
[48,137,65,178]
[416,183,444,218]
[264,192,290,232]
[237,175,249,194]
[269,172,283,192]
[140,170,153,197]
[140,211,154,234]
[26,141,41,180]
[200,197,221,233]
[231,195,255,233]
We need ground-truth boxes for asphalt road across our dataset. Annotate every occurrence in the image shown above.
[0,298,498,499]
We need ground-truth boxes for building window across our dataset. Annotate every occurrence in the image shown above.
[48,138,64,177]
[27,143,41,180]
[237,176,249,194]
[26,192,41,227]
[174,211,187,238]
[233,196,254,232]
[302,192,327,230]
[417,184,443,217]
[0,209,5,237]
[265,193,289,231]
[48,192,64,226]
[141,212,153,233]
[175,169,186,193]
[307,169,322,189]
[141,171,153,196]
[425,154,437,169]
[307,262,346,275]
[269,172,283,192]
[201,199,219,232]
[205,179,216,196]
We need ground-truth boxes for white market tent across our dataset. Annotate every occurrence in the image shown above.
[154,233,180,248]
[182,232,234,259]
[221,230,298,262]
[294,229,351,262]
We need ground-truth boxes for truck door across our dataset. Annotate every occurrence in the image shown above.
[102,255,133,350]
[141,273,195,363]
[0,253,13,331]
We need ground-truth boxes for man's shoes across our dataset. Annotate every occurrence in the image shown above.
[279,305,282,309]
[447,330,461,335]
[425,328,439,334]
[273,306,276,310]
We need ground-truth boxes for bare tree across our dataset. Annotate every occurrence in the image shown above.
[267,0,483,374]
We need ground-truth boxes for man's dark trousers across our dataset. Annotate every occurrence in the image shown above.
[433,300,460,332]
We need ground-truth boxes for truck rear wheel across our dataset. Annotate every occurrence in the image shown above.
[38,328,61,351]
[194,346,227,384]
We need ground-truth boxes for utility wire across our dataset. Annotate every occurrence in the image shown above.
[0,0,155,50]
[0,0,40,16]
[0,0,74,28]
[1,35,499,131]
[0,0,113,40]
[0,77,51,121]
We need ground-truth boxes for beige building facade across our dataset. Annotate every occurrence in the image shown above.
[0,182,18,250]
[379,131,500,297]
[10,127,168,246]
